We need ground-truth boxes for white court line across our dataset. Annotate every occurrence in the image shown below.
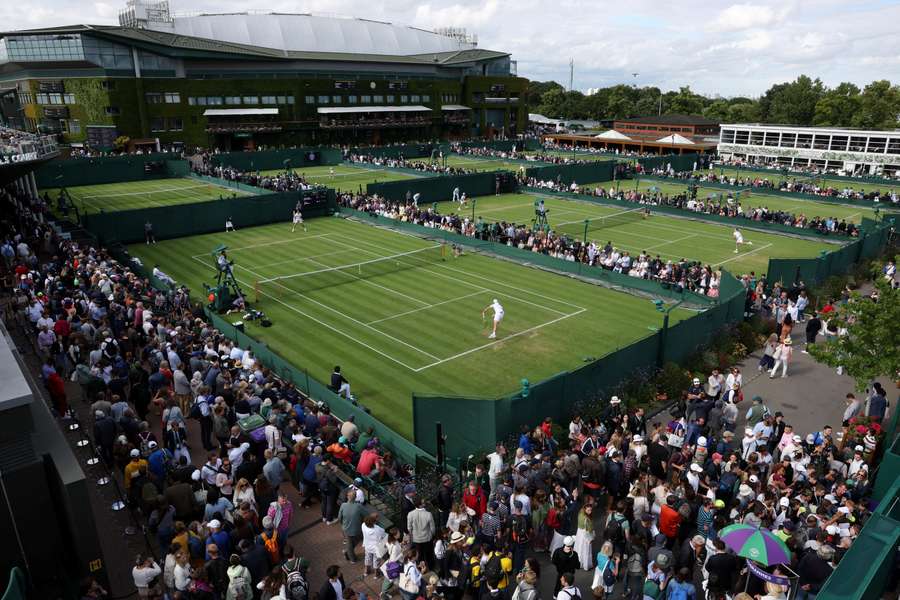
[713,243,773,266]
[644,233,699,252]
[413,308,587,372]
[191,232,334,257]
[191,256,429,370]
[253,247,357,270]
[234,259,442,361]
[329,233,582,314]
[366,290,485,324]
[299,253,433,307]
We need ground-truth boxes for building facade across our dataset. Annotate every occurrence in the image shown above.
[541,114,719,155]
[0,10,526,149]
[718,123,900,177]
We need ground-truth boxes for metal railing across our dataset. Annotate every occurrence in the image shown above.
[0,125,59,165]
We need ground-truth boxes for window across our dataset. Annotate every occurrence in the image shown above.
[360,95,371,104]
[150,117,165,132]
[287,96,294,104]
[242,96,258,105]
[422,95,430,103]
[145,92,163,104]
[36,93,49,104]
[868,137,887,153]
[780,132,796,147]
[749,131,764,146]
[68,119,81,134]
[849,136,867,152]
[225,96,241,105]
[276,95,291,105]
[168,117,183,131]
[195,97,207,106]
[188,97,196,106]
[63,93,75,104]
[400,95,408,103]
[261,96,277,105]
[105,106,120,115]
[332,96,342,104]
[410,94,420,103]
[164,92,180,104]
[305,96,315,104]
[830,136,848,151]
[373,95,384,103]
[386,95,395,103]
[318,95,329,104]
[887,138,900,155]
[347,95,357,104]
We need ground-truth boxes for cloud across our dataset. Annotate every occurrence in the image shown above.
[707,3,786,32]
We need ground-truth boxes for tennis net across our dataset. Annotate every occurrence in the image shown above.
[554,207,647,239]
[256,245,445,297]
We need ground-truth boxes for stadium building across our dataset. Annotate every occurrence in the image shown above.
[541,114,720,155]
[718,123,900,177]
[0,0,527,150]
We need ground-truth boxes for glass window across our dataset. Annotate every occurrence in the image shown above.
[318,95,329,104]
[410,95,420,103]
[224,96,240,105]
[332,96,342,104]
[276,95,287,104]
[207,97,223,106]
[105,106,120,116]
[168,117,183,131]
[422,95,430,103]
[63,93,75,104]
[347,95,357,104]
[165,92,181,104]
[150,117,165,132]
[287,96,294,104]
[400,95,408,103]
[261,96,277,104]
[188,97,197,106]
[47,93,62,104]
[146,92,163,104]
[386,95,395,103]
[305,96,315,104]
[373,95,384,103]
[36,93,49,104]
[68,119,81,134]
[360,95,371,104]
[242,96,258,105]
[195,97,207,106]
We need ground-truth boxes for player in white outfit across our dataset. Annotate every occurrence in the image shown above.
[482,298,505,339]
[733,227,752,253]
[291,209,306,232]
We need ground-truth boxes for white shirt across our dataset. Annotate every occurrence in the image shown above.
[557,585,582,600]
[488,451,504,479]
[133,562,162,587]
[733,230,744,242]
[490,301,505,319]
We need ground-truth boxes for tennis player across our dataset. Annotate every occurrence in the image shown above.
[329,167,335,178]
[482,298,505,339]
[733,227,752,253]
[458,192,468,210]
[291,208,307,233]
[225,217,235,232]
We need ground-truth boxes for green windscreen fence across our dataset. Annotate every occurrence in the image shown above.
[716,163,900,189]
[210,148,343,171]
[35,153,188,188]
[525,161,616,185]
[82,188,334,244]
[367,172,506,202]
[637,153,702,173]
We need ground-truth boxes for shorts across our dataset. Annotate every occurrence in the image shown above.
[494,314,504,323]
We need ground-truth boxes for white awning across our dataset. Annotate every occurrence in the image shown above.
[317,105,431,115]
[203,108,280,116]
[656,133,695,145]
[594,129,632,141]
[441,105,472,111]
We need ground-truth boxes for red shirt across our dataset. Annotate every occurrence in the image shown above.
[356,449,379,476]
[463,487,487,518]
[659,504,682,539]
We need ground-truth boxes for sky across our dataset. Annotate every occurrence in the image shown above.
[3,0,900,97]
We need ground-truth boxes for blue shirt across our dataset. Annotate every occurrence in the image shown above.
[205,530,230,559]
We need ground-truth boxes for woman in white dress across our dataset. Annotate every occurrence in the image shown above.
[446,501,468,533]
[362,513,388,578]
[573,503,595,570]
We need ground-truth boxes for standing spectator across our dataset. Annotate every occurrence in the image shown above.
[796,546,834,600]
[803,313,822,353]
[769,337,793,379]
[555,572,580,600]
[225,553,253,600]
[362,512,387,578]
[132,555,163,599]
[339,489,365,564]
[550,536,580,594]
[487,443,507,494]
[407,497,436,568]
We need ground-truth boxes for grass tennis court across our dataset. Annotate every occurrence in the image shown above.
[260,164,420,194]
[440,193,839,275]
[696,167,900,197]
[42,177,253,214]
[128,216,691,436]
[603,178,880,224]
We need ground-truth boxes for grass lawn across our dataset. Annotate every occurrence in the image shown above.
[128,216,691,437]
[603,178,880,224]
[42,177,253,214]
[260,164,420,194]
[697,166,900,197]
[442,193,839,275]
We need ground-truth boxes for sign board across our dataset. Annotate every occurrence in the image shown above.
[86,126,118,149]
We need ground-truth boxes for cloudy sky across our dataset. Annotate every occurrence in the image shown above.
[4,0,900,97]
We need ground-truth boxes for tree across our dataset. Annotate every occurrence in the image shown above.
[760,75,825,125]
[852,80,900,129]
[665,86,707,116]
[813,82,861,127]
[726,102,761,123]
[809,277,900,392]
[703,99,732,122]
[524,81,564,111]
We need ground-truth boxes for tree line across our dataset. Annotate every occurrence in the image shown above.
[526,75,900,129]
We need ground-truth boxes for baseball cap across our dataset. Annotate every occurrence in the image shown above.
[693,378,700,384]
[563,536,575,547]
[148,440,158,449]
[610,396,621,404]
[130,449,140,458]
[209,519,221,529]
[690,463,703,473]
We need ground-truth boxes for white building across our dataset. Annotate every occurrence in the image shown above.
[718,123,900,177]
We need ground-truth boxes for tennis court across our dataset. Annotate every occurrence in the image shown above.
[128,216,690,436]
[696,166,900,197]
[42,177,253,214]
[579,178,879,224]
[441,193,839,275]
[259,164,420,194]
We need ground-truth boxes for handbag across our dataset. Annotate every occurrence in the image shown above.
[399,566,419,593]
[602,560,616,587]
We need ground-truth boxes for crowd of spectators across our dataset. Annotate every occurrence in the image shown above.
[524,179,860,238]
[645,166,899,205]
[451,144,596,166]
[321,115,432,130]
[192,160,325,194]
[0,125,58,164]
[347,153,480,177]
[541,142,660,159]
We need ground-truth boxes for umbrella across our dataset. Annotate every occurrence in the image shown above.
[719,524,792,566]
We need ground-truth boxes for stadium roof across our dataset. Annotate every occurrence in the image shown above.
[203,108,279,116]
[594,130,632,140]
[1,24,511,67]
[615,114,719,126]
[317,106,430,114]
[655,133,695,145]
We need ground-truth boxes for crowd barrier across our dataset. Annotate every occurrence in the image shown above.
[766,217,894,288]
[34,153,186,188]
[208,148,343,171]
[367,171,506,202]
[82,189,334,245]
[525,161,616,186]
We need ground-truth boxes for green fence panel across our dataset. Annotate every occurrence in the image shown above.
[716,163,900,189]
[525,162,616,186]
[210,148,339,171]
[638,154,702,173]
[35,153,185,188]
[367,172,503,202]
[413,394,499,458]
[165,160,190,177]
[82,189,333,244]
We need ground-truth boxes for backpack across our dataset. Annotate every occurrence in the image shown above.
[642,579,661,600]
[483,553,503,582]
[668,583,688,600]
[545,508,561,530]
[602,559,616,587]
[261,531,280,564]
[604,515,624,544]
[627,551,644,575]
[718,471,737,494]
[511,514,530,543]
[285,571,309,600]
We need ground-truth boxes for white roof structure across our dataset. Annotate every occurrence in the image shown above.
[656,133,694,145]
[529,113,560,124]
[317,106,430,114]
[442,105,472,111]
[595,130,632,140]
[203,108,279,116]
[151,12,475,56]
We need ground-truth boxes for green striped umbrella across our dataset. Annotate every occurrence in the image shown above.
[719,524,792,566]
